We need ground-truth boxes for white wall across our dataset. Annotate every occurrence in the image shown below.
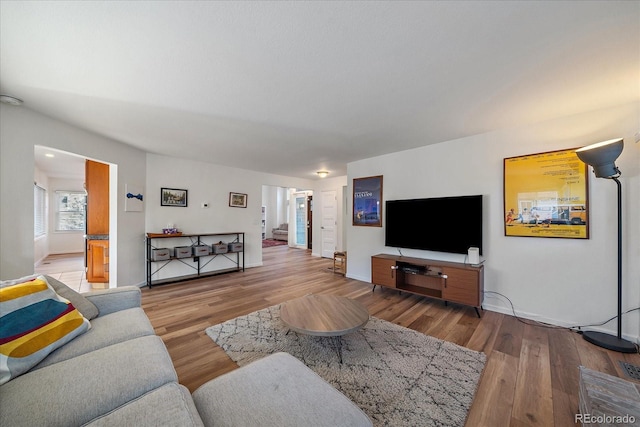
[145,154,314,270]
[1,105,147,286]
[347,102,640,343]
[1,105,329,284]
[276,187,289,229]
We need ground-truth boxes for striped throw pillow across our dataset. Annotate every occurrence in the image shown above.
[0,275,90,385]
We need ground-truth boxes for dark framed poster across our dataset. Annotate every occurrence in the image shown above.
[504,148,589,239]
[353,175,383,227]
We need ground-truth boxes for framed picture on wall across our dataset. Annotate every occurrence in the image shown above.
[229,192,248,208]
[353,175,383,227]
[503,148,589,239]
[160,188,188,207]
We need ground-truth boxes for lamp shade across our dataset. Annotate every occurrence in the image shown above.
[575,138,623,178]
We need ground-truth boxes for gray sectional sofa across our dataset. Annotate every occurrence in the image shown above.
[0,276,372,427]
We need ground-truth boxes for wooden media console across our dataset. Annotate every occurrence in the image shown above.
[371,254,484,317]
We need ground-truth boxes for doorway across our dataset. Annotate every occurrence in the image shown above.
[293,192,308,249]
[320,190,337,258]
[34,146,116,287]
[306,194,313,250]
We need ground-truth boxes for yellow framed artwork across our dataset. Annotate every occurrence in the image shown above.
[504,148,589,239]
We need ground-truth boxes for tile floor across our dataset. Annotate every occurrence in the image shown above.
[35,253,95,293]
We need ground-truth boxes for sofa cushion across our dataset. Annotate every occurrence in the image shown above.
[45,275,99,320]
[192,352,372,427]
[0,275,90,385]
[0,335,177,427]
[32,307,155,370]
[85,382,204,427]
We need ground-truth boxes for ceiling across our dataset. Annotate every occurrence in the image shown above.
[2,1,639,180]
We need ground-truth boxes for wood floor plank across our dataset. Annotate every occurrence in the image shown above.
[493,314,525,358]
[511,324,554,426]
[444,310,482,346]
[466,309,503,353]
[552,389,580,427]
[548,327,581,395]
[465,350,519,426]
[575,332,619,376]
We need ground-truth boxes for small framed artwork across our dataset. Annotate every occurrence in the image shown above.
[504,148,589,239]
[160,188,188,207]
[353,175,383,227]
[229,192,248,208]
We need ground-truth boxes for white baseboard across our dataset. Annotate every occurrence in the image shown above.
[346,273,369,283]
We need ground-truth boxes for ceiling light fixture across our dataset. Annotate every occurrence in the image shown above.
[316,171,329,178]
[0,95,24,106]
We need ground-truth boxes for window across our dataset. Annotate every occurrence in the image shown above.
[55,191,86,231]
[34,184,46,237]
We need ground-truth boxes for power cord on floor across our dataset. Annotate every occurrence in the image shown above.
[483,291,569,330]
[484,290,640,333]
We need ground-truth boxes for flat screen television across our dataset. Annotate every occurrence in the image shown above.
[385,195,483,255]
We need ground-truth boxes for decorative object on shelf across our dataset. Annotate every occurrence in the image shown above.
[162,224,180,234]
[161,188,188,207]
[353,175,383,227]
[146,232,183,238]
[212,241,228,254]
[124,183,144,212]
[504,148,589,239]
[229,192,247,208]
[575,138,635,354]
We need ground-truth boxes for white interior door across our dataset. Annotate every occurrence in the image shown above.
[321,190,337,258]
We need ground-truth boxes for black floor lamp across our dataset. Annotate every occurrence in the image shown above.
[575,138,636,353]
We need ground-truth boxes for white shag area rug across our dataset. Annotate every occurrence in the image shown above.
[205,304,486,426]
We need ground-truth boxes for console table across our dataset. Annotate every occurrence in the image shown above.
[371,254,484,316]
[146,232,244,288]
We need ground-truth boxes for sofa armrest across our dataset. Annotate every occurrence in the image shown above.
[82,286,141,316]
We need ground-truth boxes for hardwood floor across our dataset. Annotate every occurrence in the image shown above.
[140,246,640,426]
